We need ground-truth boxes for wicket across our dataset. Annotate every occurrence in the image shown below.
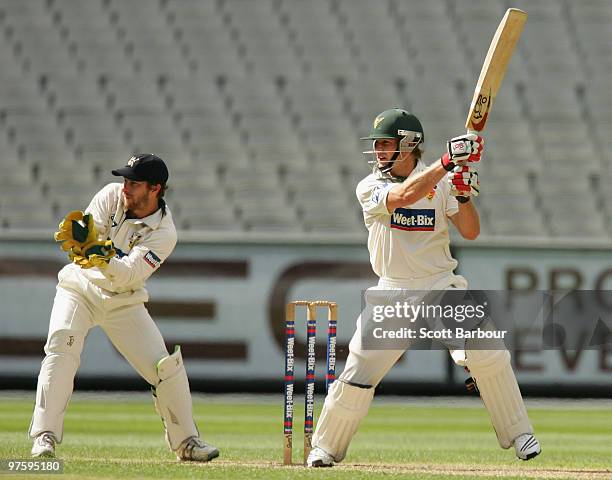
[283,300,337,466]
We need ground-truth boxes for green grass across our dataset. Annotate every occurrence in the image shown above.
[0,393,610,479]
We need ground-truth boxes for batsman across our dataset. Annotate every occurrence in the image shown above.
[29,154,219,462]
[306,109,541,467]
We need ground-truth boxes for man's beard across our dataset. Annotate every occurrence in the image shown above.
[125,194,147,216]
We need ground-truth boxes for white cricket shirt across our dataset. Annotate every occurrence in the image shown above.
[356,160,459,281]
[65,183,177,294]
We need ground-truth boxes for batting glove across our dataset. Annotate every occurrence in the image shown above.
[448,165,479,203]
[441,134,484,171]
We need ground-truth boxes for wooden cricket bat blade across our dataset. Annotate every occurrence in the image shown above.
[465,8,527,133]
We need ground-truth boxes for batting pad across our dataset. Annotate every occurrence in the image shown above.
[466,348,532,448]
[152,346,199,450]
[29,330,84,442]
[312,380,375,462]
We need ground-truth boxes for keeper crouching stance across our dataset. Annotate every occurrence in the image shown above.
[29,154,219,462]
[307,109,540,467]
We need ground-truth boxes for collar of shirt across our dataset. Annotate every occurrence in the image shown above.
[124,207,164,230]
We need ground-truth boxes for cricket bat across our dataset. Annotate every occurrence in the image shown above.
[465,8,527,133]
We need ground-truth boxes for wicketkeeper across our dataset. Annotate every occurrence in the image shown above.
[306,109,541,467]
[29,154,219,462]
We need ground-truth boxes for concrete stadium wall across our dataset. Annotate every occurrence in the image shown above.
[0,240,610,396]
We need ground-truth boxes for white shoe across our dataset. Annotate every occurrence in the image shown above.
[31,432,56,458]
[306,447,335,467]
[175,436,219,462]
[514,433,541,460]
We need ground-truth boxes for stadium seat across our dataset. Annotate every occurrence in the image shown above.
[52,0,111,25]
[0,77,47,113]
[488,208,548,238]
[239,203,300,233]
[162,76,225,114]
[62,109,120,145]
[547,211,608,239]
[342,77,403,123]
[127,142,194,169]
[113,2,188,78]
[522,80,582,122]
[45,75,107,113]
[302,209,364,234]
[10,23,81,76]
[76,141,132,173]
[174,185,241,232]
[180,210,243,232]
[108,0,169,32]
[403,21,472,82]
[21,142,77,168]
[37,162,95,189]
[337,3,412,79]
[451,0,504,20]
[535,169,593,195]
[294,187,360,231]
[0,186,55,230]
[281,1,356,80]
[177,21,247,78]
[48,184,101,216]
[479,169,531,196]
[510,0,564,21]
[118,111,182,144]
[0,163,35,190]
[180,112,247,165]
[223,0,302,79]
[104,76,166,112]
[0,0,605,241]
[168,165,219,190]
[393,0,448,22]
[128,43,192,78]
[407,77,464,122]
[225,172,285,202]
[0,0,48,18]
[583,79,612,123]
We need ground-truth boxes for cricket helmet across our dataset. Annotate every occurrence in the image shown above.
[362,109,424,173]
[362,108,424,147]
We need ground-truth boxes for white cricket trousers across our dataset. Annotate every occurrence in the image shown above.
[29,265,169,442]
[341,273,469,386]
[310,272,472,461]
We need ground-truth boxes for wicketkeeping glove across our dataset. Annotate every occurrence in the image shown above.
[70,240,116,269]
[441,134,484,171]
[448,165,479,203]
[54,210,97,253]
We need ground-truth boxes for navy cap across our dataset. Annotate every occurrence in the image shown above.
[112,154,169,184]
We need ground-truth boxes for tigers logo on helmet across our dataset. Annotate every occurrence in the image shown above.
[426,186,437,201]
[373,115,385,129]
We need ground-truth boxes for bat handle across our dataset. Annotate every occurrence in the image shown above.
[466,129,478,135]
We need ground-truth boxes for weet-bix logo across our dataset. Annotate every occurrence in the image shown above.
[391,208,435,231]
[143,250,161,269]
